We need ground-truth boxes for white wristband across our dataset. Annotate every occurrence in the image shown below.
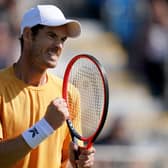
[22,118,54,148]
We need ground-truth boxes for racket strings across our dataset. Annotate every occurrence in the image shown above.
[67,59,105,138]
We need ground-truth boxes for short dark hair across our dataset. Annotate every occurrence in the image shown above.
[19,24,45,51]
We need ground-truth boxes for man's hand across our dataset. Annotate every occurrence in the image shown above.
[44,98,69,130]
[69,142,96,168]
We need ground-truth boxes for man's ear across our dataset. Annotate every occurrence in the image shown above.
[22,27,32,42]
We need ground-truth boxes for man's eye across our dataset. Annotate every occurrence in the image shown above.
[61,37,67,43]
[48,34,55,39]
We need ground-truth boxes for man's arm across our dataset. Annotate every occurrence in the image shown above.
[0,98,69,167]
[0,135,31,167]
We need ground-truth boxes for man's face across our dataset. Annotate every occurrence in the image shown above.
[29,25,68,70]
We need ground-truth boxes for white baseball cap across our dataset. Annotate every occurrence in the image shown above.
[20,5,81,38]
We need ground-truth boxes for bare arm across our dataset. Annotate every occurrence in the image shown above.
[0,98,69,167]
[0,135,31,167]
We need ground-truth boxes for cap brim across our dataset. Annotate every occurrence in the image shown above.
[21,19,81,38]
[64,20,81,38]
[41,19,81,38]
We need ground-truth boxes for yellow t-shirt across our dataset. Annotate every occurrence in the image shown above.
[0,66,80,168]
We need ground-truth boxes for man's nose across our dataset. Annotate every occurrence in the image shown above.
[54,40,63,49]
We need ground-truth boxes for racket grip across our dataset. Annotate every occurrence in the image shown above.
[72,137,79,159]
[72,137,80,168]
[86,142,93,149]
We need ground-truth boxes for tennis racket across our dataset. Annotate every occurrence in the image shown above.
[62,54,109,150]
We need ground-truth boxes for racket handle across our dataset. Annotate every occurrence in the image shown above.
[86,142,93,149]
[72,137,79,159]
[71,137,79,168]
[74,150,79,168]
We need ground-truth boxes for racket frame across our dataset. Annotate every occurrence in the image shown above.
[62,54,109,148]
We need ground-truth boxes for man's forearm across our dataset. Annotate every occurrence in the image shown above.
[0,135,31,167]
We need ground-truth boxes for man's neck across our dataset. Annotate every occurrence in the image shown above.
[13,62,47,86]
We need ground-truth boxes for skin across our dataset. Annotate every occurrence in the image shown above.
[151,0,168,27]
[0,25,95,168]
[69,142,96,168]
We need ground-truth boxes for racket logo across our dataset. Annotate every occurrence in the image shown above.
[28,127,39,138]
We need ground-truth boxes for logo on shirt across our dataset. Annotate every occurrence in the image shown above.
[29,127,39,138]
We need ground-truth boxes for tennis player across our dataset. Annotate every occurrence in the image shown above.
[0,5,95,168]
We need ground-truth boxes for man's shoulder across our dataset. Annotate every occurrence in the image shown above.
[0,66,13,81]
[0,66,14,93]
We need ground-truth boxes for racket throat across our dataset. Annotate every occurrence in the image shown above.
[86,141,93,149]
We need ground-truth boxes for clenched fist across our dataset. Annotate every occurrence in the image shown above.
[44,98,69,130]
